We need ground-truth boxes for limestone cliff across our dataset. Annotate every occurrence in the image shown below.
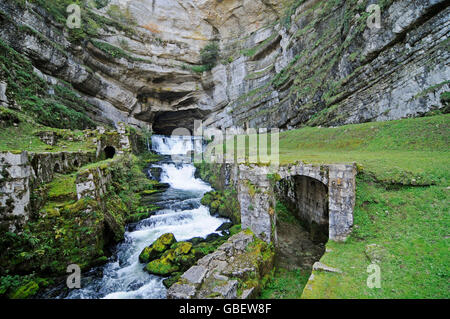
[0,0,448,133]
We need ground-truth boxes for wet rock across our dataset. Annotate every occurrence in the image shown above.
[216,222,233,232]
[167,230,275,299]
[139,233,176,263]
[312,262,342,274]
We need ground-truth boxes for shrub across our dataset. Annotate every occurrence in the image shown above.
[200,41,220,71]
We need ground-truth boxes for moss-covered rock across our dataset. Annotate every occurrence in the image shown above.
[201,190,241,224]
[139,233,176,263]
[173,242,193,255]
[145,255,179,276]
[8,280,39,299]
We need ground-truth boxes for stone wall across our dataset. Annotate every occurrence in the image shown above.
[0,152,30,232]
[76,161,113,201]
[0,125,136,232]
[167,230,274,299]
[275,175,329,242]
[0,150,97,232]
[198,161,357,243]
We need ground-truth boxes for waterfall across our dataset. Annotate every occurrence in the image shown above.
[151,135,204,156]
[50,136,226,299]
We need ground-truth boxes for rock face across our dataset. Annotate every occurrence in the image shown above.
[2,0,447,134]
[167,230,274,299]
[0,125,134,232]
[205,0,450,131]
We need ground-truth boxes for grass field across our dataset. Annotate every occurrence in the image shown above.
[226,114,450,298]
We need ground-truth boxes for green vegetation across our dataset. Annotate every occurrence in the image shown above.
[186,41,220,73]
[201,190,241,224]
[302,173,449,298]
[275,201,298,225]
[0,109,97,152]
[241,33,278,59]
[23,0,136,43]
[260,267,311,299]
[0,39,96,130]
[0,153,163,298]
[91,39,132,60]
[215,114,449,298]
[200,41,220,70]
[218,114,449,186]
[47,174,77,202]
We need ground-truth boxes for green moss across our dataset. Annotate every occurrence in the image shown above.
[139,233,176,263]
[8,280,39,299]
[47,174,77,202]
[200,189,241,224]
[145,257,179,276]
[0,39,96,130]
[173,242,193,255]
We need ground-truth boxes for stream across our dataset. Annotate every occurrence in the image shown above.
[44,135,226,299]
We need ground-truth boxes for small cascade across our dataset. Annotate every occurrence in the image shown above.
[44,136,226,299]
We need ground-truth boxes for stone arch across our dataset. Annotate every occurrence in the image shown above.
[54,163,61,173]
[275,175,329,243]
[104,146,116,159]
[73,159,79,167]
[237,162,355,244]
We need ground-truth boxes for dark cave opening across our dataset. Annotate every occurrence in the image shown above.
[274,175,329,271]
[104,146,116,159]
[151,109,209,136]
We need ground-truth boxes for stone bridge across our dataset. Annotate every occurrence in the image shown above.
[234,162,357,243]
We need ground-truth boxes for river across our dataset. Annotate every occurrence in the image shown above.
[46,135,226,299]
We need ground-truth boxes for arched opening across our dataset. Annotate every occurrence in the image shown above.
[54,163,61,173]
[104,146,116,159]
[273,175,329,271]
[73,160,79,167]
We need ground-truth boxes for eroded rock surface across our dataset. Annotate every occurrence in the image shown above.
[167,230,274,299]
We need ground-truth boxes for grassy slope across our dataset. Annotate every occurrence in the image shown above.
[302,176,449,299]
[237,114,449,298]
[0,115,96,153]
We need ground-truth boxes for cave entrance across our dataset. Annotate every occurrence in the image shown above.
[104,146,116,159]
[274,175,329,271]
[151,109,209,136]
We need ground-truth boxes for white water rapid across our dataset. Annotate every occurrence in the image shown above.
[47,135,225,299]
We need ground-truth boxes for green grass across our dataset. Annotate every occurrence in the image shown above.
[302,175,449,299]
[216,114,450,185]
[213,114,449,299]
[260,267,311,299]
[0,109,96,152]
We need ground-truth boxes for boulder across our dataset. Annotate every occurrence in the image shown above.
[139,233,176,263]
